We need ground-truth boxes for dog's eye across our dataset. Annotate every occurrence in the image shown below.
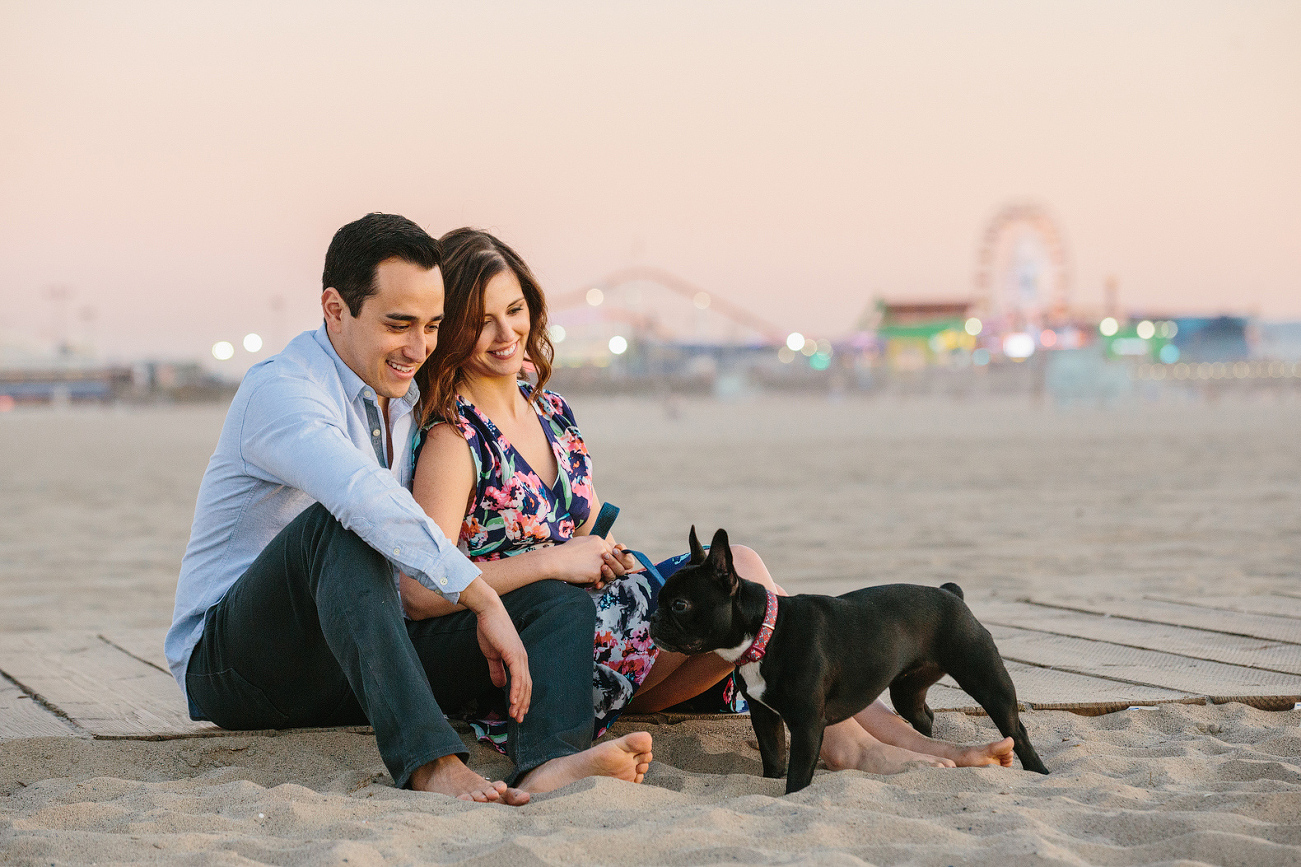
[671,599,689,613]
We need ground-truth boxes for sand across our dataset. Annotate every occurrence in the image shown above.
[3,394,1301,865]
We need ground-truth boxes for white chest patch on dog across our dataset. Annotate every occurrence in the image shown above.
[714,639,773,708]
[736,661,772,708]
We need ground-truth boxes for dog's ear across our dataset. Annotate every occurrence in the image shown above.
[705,528,739,594]
[688,525,707,564]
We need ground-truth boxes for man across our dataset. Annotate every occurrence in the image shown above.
[166,213,652,804]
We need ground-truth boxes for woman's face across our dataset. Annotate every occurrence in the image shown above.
[465,268,531,381]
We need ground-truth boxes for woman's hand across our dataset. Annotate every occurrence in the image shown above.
[547,534,636,588]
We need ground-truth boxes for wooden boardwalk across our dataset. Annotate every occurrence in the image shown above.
[3,593,1301,741]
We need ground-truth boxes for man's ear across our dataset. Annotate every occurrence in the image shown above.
[688,525,706,565]
[705,528,739,594]
[322,288,349,333]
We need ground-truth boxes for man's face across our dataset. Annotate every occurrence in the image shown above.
[322,257,443,403]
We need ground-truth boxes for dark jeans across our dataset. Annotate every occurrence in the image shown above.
[185,502,596,788]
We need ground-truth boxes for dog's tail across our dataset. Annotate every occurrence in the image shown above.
[940,582,964,600]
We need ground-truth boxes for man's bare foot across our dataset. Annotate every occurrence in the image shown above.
[945,736,1016,768]
[409,755,530,805]
[516,732,654,794]
[821,736,957,774]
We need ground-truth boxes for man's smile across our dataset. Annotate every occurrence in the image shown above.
[386,359,417,377]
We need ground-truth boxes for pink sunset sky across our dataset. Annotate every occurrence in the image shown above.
[1,0,1298,366]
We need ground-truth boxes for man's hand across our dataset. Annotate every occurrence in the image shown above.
[457,578,531,723]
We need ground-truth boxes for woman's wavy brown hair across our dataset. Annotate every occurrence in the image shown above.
[417,228,554,429]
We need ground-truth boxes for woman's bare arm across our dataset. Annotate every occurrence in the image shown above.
[400,423,627,619]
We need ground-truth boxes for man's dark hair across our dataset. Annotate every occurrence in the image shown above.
[322,213,441,316]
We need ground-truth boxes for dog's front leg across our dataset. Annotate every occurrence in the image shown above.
[748,700,787,779]
[783,715,827,794]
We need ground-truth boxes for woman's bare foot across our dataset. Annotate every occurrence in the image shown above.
[516,732,654,793]
[943,736,1016,768]
[410,755,530,805]
[822,737,956,774]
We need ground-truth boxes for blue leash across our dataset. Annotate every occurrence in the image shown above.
[590,502,665,584]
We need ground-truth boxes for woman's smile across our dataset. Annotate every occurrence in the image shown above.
[489,341,519,361]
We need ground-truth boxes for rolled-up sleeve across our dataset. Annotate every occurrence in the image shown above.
[237,379,480,602]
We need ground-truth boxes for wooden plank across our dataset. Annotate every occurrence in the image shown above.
[986,624,1301,701]
[1145,594,1301,622]
[931,661,1190,714]
[1033,597,1301,645]
[0,632,218,738]
[0,675,81,738]
[970,599,1301,676]
[101,627,170,672]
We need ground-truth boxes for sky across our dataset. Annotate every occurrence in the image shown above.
[1,0,1298,368]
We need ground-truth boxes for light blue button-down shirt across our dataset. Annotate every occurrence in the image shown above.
[165,326,480,706]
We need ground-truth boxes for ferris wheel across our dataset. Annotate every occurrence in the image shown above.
[973,202,1071,331]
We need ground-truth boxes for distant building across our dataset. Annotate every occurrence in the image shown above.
[856,299,975,370]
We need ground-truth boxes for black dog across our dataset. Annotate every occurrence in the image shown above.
[648,527,1049,793]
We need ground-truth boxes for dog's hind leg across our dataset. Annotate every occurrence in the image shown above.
[888,666,945,737]
[748,700,788,779]
[945,642,1049,775]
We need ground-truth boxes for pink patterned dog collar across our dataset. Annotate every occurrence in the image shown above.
[736,590,779,665]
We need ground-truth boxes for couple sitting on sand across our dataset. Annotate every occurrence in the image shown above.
[166,213,1015,805]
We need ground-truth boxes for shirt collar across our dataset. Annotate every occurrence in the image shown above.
[312,325,421,410]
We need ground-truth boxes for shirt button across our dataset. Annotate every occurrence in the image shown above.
[392,547,400,555]
[372,429,381,437]
[364,390,372,398]
[439,578,447,586]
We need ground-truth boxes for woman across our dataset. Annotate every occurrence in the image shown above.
[402,227,1016,774]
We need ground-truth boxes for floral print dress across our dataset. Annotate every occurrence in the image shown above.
[415,384,668,742]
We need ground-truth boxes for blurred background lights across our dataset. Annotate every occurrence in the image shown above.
[242,333,263,353]
[777,346,795,363]
[964,318,982,336]
[607,335,628,355]
[1159,343,1180,364]
[1040,329,1057,347]
[585,288,604,307]
[785,332,805,352]
[972,348,991,366]
[1003,332,1036,359]
[1099,317,1119,337]
[801,338,818,357]
[1160,321,1178,338]
[809,352,831,371]
[211,341,235,361]
[548,324,566,343]
[692,292,710,310]
[1136,320,1156,340]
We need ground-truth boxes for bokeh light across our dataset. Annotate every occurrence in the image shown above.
[1003,332,1035,359]
[786,332,805,352]
[211,341,235,360]
[1099,318,1119,337]
[608,335,628,355]
[965,318,982,336]
[243,333,263,353]
[586,288,604,307]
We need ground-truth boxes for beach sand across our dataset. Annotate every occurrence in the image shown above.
[3,394,1300,865]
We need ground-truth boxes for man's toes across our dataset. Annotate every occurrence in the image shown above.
[502,787,531,806]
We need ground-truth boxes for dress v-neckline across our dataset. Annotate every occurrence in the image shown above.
[459,389,563,491]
